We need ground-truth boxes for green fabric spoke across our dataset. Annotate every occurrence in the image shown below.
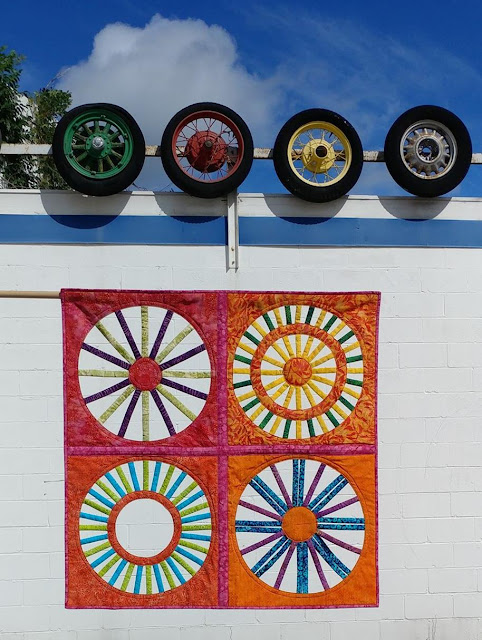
[78,369,129,377]
[83,499,111,516]
[160,561,176,589]
[120,563,135,591]
[178,539,209,554]
[159,465,175,495]
[98,554,121,578]
[346,355,363,363]
[346,378,363,387]
[283,420,292,438]
[244,331,260,346]
[146,565,152,594]
[179,501,209,518]
[242,397,261,412]
[99,385,135,424]
[171,552,196,576]
[233,379,252,390]
[141,306,149,358]
[234,354,251,365]
[157,385,197,422]
[84,541,111,558]
[171,481,198,506]
[259,411,274,430]
[142,391,150,441]
[96,321,135,363]
[181,524,212,531]
[263,313,275,331]
[156,325,194,364]
[116,466,133,493]
[96,480,119,503]
[143,460,149,491]
[163,371,211,378]
[79,525,108,531]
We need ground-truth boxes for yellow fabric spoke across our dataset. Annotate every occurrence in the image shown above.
[301,336,315,358]
[343,386,361,400]
[269,415,283,435]
[270,382,289,402]
[273,307,284,328]
[141,306,149,357]
[347,367,363,374]
[296,420,302,438]
[237,389,257,402]
[282,335,295,358]
[233,367,251,374]
[163,370,211,378]
[252,321,268,337]
[316,414,329,433]
[238,342,256,356]
[295,333,302,357]
[307,380,327,400]
[156,325,193,364]
[295,386,302,411]
[307,341,327,363]
[142,391,149,441]
[78,369,129,377]
[95,321,135,364]
[332,403,348,420]
[264,376,286,392]
[99,385,135,424]
[156,385,196,421]
[329,321,346,338]
[302,384,317,407]
[343,341,360,354]
[250,404,266,421]
[270,341,289,362]
[260,368,283,376]
[312,367,337,374]
[262,354,286,368]
[311,352,335,368]
[295,305,302,323]
[312,375,335,386]
[315,309,327,327]
[283,386,295,408]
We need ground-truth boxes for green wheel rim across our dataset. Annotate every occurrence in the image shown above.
[63,108,135,180]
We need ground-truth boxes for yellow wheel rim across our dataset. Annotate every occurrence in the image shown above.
[287,121,352,187]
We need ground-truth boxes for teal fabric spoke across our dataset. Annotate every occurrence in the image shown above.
[296,542,309,594]
[151,462,162,492]
[105,472,126,498]
[309,475,348,512]
[166,471,187,499]
[312,535,350,579]
[250,475,288,517]
[109,558,128,586]
[128,462,140,491]
[253,537,291,578]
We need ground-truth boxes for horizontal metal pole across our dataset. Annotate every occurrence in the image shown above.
[0,290,59,298]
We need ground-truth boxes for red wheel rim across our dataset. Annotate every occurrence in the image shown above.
[171,110,245,183]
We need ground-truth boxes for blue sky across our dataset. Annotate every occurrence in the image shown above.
[4,0,482,196]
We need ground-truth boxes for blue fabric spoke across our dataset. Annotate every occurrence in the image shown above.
[174,545,204,566]
[181,512,211,524]
[90,548,115,569]
[296,459,305,507]
[252,537,291,578]
[235,519,282,534]
[80,534,108,545]
[128,462,140,491]
[309,475,348,512]
[88,489,115,509]
[109,558,128,586]
[317,516,365,531]
[79,512,108,523]
[296,541,309,593]
[176,490,204,512]
[166,471,187,499]
[134,565,143,594]
[153,564,164,593]
[292,459,299,507]
[150,462,162,492]
[179,533,211,542]
[105,472,126,498]
[250,475,288,517]
[312,535,351,579]
[167,556,186,584]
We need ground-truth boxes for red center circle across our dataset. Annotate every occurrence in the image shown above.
[283,357,313,386]
[185,130,228,172]
[129,357,162,391]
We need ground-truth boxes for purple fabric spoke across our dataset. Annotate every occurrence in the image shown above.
[161,378,208,400]
[241,532,284,556]
[274,541,297,590]
[81,343,130,370]
[318,531,362,555]
[303,463,326,507]
[115,310,141,359]
[149,310,173,359]
[84,378,130,404]
[270,465,293,509]
[160,344,206,371]
[118,389,140,438]
[150,389,176,437]
[316,496,359,518]
[239,499,283,522]
[307,539,329,590]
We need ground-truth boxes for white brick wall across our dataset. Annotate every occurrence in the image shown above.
[0,241,481,637]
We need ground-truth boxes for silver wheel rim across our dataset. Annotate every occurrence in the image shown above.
[400,119,457,180]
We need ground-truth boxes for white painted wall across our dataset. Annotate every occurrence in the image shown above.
[0,236,481,637]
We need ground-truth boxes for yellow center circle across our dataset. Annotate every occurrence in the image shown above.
[282,506,318,542]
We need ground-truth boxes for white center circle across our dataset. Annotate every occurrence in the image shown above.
[115,498,174,557]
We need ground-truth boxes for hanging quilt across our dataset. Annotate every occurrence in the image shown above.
[62,289,379,609]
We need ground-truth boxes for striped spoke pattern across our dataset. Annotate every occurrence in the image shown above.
[233,305,363,439]
[79,460,212,594]
[78,306,211,440]
[235,458,365,593]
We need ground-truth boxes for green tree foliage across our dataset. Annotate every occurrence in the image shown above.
[0,45,72,189]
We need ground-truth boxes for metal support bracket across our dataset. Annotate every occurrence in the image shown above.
[226,190,239,271]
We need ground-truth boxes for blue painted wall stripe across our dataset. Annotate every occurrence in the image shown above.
[239,217,482,247]
[3,214,482,247]
[0,215,226,245]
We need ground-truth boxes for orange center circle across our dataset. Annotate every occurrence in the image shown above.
[128,357,162,391]
[282,506,318,542]
[283,357,313,386]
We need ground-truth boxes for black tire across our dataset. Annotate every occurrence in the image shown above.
[384,105,472,197]
[52,103,145,197]
[161,102,253,198]
[273,109,363,203]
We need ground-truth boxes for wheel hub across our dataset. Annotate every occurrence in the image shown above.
[401,121,455,179]
[85,132,112,159]
[185,130,227,173]
[301,139,336,173]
